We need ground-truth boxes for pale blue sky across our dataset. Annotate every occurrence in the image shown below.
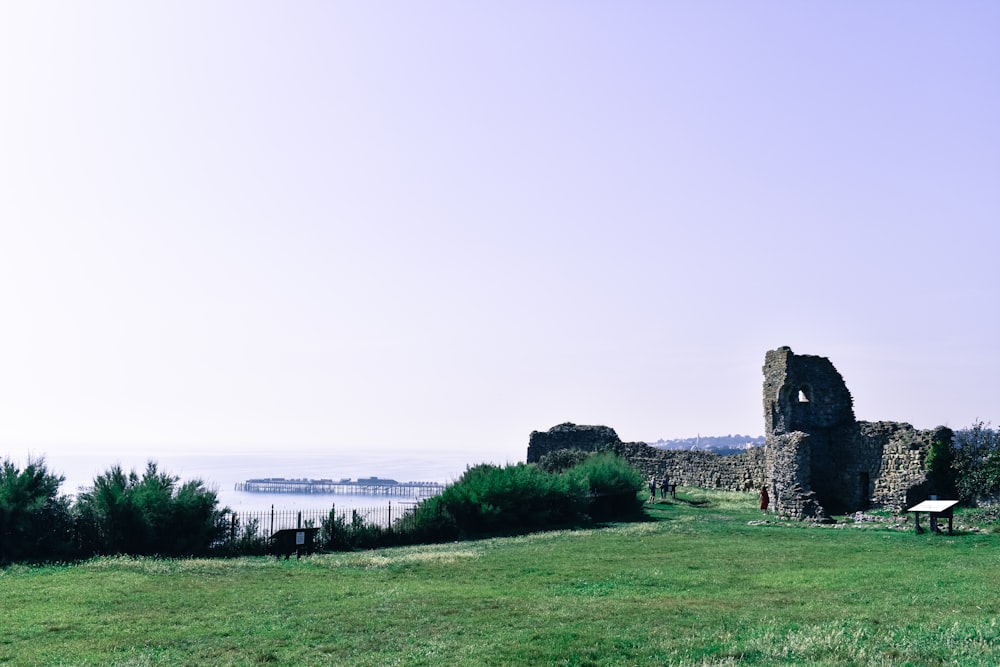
[1,3,997,464]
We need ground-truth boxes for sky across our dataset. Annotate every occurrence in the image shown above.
[1,2,998,466]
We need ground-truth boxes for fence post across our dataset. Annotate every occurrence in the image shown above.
[297,511,302,529]
[270,505,274,538]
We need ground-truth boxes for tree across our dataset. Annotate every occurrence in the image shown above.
[952,421,1000,505]
[564,452,645,520]
[410,463,589,539]
[925,428,957,498]
[74,461,226,556]
[0,457,74,563]
[536,448,592,473]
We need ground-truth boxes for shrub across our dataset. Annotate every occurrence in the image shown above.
[74,465,144,555]
[925,428,957,498]
[565,452,645,521]
[212,516,269,557]
[321,507,387,551]
[404,455,646,542]
[0,457,74,563]
[952,421,1000,505]
[405,495,460,542]
[536,448,592,473]
[74,462,226,557]
[409,463,589,539]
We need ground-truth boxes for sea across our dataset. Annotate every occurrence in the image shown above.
[26,448,505,513]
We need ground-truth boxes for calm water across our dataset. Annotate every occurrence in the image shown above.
[32,448,505,513]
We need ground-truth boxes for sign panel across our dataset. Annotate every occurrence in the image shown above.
[907,500,958,513]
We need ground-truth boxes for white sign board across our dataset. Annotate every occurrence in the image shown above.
[906,500,958,513]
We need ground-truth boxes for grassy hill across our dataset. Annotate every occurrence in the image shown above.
[3,489,999,666]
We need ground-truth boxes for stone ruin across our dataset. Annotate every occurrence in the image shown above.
[526,346,953,520]
[762,346,952,519]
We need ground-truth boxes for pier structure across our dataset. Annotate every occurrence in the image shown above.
[235,477,444,497]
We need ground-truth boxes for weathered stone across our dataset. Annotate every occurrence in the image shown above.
[526,424,767,493]
[525,347,954,521]
[762,347,952,519]
[526,423,622,463]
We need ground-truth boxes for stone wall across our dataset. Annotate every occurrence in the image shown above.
[761,347,953,519]
[860,422,953,512]
[526,423,622,463]
[525,347,954,521]
[526,422,765,493]
[764,432,824,521]
[763,346,855,437]
[611,441,765,492]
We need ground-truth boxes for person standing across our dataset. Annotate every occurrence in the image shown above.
[648,475,657,503]
[759,486,770,511]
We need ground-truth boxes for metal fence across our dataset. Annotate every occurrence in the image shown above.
[221,502,421,543]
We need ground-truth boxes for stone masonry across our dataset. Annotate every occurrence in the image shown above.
[527,423,766,494]
[526,347,953,520]
[762,347,952,520]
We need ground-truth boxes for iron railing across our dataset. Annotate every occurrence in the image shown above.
[220,502,420,542]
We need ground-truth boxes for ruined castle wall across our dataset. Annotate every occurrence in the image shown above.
[610,441,765,493]
[526,423,622,463]
[763,347,855,437]
[764,432,825,520]
[526,347,952,521]
[859,421,952,512]
[525,423,765,493]
[760,347,951,519]
[524,417,938,517]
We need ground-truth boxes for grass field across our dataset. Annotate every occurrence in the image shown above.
[3,489,1000,666]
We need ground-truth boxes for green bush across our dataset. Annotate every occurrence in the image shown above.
[566,452,645,521]
[405,495,461,542]
[536,448,591,473]
[404,454,643,542]
[952,421,1000,505]
[321,507,387,551]
[408,463,589,539]
[212,516,269,557]
[74,462,226,557]
[0,457,74,564]
[925,428,957,498]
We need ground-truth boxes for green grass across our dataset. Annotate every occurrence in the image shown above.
[4,488,1000,666]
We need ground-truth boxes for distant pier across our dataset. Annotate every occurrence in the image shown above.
[234,476,444,497]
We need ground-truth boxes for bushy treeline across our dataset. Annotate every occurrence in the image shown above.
[0,458,75,563]
[950,421,1000,505]
[12,423,1000,564]
[915,421,1000,507]
[1,451,645,563]
[1,458,226,564]
[316,452,644,550]
[74,463,226,557]
[402,451,645,542]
